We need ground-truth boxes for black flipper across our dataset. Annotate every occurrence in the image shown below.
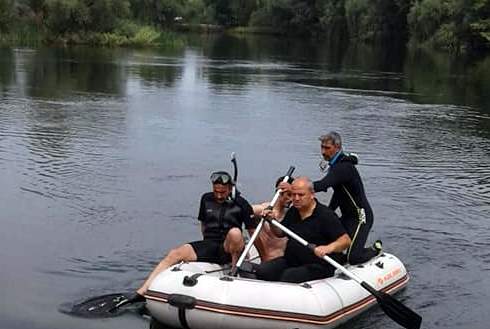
[61,293,145,318]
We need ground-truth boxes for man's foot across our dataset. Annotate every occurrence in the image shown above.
[372,240,383,255]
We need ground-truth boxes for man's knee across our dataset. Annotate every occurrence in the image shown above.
[224,228,244,251]
[226,228,244,243]
[165,244,196,263]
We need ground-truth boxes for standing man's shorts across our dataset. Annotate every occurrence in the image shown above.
[188,239,231,264]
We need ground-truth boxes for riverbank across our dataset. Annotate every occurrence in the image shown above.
[173,24,284,36]
[0,24,285,48]
[0,26,185,48]
[1,21,487,57]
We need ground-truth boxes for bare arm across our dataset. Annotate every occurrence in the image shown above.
[252,202,269,217]
[253,202,284,237]
[313,233,351,258]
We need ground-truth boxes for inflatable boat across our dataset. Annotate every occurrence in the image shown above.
[144,252,409,329]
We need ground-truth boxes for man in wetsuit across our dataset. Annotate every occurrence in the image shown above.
[314,132,381,264]
[134,171,254,298]
[256,177,351,283]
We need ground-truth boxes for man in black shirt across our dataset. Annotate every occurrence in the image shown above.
[135,171,254,297]
[256,177,351,283]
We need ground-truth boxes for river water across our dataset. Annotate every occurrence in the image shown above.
[0,35,489,329]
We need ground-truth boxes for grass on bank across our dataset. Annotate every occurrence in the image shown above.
[0,25,44,47]
[226,26,284,35]
[0,23,185,49]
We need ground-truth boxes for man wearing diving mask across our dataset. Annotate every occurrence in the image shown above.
[134,171,254,299]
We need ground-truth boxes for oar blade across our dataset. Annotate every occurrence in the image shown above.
[377,292,422,329]
[361,282,422,329]
[60,293,145,318]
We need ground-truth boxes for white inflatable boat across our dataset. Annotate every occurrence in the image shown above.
[145,252,409,329]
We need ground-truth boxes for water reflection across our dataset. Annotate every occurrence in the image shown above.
[0,48,15,95]
[404,48,490,113]
[128,48,186,88]
[24,47,129,98]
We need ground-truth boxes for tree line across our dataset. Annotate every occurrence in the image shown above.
[0,0,489,52]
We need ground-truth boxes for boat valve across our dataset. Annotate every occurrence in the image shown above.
[183,273,203,286]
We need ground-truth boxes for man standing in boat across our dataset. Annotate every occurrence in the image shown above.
[313,131,381,264]
[131,171,254,301]
[256,177,351,283]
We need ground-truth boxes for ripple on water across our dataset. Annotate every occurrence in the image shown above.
[1,96,132,223]
[364,102,490,224]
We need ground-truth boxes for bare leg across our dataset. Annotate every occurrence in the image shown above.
[223,228,244,270]
[136,243,197,295]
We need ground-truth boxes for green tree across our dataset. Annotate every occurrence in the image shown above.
[408,0,490,52]
[17,0,48,29]
[345,0,411,41]
[289,0,319,35]
[206,0,233,25]
[317,0,348,39]
[181,0,206,24]
[467,0,490,50]
[85,0,131,32]
[44,0,82,34]
[0,0,15,33]
[129,0,186,27]
[249,0,295,31]
[229,0,257,26]
[45,0,130,35]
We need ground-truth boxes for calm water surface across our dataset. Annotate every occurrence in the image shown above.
[1,35,489,329]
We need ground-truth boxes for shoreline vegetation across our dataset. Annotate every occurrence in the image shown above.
[0,25,185,48]
[0,0,489,53]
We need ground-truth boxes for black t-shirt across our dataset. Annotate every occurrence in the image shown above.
[282,200,346,266]
[197,192,254,240]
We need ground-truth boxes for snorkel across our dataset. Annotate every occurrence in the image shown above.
[231,152,238,200]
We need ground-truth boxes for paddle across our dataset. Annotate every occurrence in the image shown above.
[266,218,422,329]
[231,166,295,276]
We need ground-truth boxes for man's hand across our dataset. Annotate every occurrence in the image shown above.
[260,208,275,221]
[314,245,333,258]
[277,181,292,193]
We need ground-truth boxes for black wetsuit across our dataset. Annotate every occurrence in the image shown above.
[256,201,346,283]
[189,192,254,264]
[313,152,377,264]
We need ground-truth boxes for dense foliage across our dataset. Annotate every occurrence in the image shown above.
[0,0,489,52]
[408,0,490,52]
[0,0,15,33]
